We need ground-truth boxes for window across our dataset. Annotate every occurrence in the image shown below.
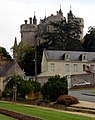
[65,54,70,61]
[83,64,86,71]
[90,65,94,71]
[83,55,86,59]
[74,64,78,72]
[82,54,87,61]
[51,63,55,71]
[66,55,69,59]
[65,64,70,72]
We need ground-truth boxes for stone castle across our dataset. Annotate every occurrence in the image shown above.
[15,6,84,48]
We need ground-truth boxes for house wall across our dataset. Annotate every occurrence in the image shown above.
[47,60,95,77]
[0,77,5,93]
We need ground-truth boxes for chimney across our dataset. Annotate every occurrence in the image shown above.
[24,20,27,24]
[29,17,32,24]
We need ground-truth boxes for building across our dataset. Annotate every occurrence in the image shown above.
[19,7,84,47]
[0,61,25,94]
[37,50,95,87]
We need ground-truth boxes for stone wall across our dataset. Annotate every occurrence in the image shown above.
[71,73,95,86]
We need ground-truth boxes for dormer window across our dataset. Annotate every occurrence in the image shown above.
[65,53,70,61]
[82,53,87,61]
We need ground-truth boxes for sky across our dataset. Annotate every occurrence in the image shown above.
[0,0,95,55]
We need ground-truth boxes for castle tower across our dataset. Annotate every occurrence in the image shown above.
[20,17,37,46]
[67,6,74,23]
[67,6,84,41]
[33,12,37,25]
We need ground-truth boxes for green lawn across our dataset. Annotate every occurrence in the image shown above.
[91,91,95,94]
[0,101,95,120]
[0,114,16,120]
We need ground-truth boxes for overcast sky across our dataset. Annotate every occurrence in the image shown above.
[0,0,95,55]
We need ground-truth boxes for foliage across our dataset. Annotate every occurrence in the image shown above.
[82,26,95,51]
[56,95,79,106]
[14,44,42,76]
[0,102,95,120]
[41,75,68,102]
[41,20,83,51]
[0,47,12,61]
[2,75,41,99]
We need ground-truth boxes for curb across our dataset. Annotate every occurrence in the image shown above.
[82,92,95,96]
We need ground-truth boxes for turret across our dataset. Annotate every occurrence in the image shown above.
[67,6,74,23]
[13,37,18,59]
[57,4,63,16]
[33,12,37,25]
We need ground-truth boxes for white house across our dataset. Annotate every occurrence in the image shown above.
[37,49,95,87]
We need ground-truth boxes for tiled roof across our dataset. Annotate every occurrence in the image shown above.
[45,50,95,61]
[0,61,15,76]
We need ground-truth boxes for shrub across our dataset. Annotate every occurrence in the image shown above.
[41,75,68,102]
[56,95,79,106]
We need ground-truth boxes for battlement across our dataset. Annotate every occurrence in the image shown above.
[20,24,36,32]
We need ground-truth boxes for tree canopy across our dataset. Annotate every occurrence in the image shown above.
[2,75,41,99]
[82,26,95,52]
[41,20,83,51]
[0,47,12,61]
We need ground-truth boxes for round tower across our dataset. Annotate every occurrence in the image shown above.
[20,17,37,46]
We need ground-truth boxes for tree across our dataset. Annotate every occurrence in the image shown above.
[82,26,95,51]
[41,20,83,51]
[13,44,42,76]
[2,75,41,99]
[41,75,68,102]
[0,47,12,61]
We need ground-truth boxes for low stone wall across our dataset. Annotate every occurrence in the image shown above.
[71,73,95,86]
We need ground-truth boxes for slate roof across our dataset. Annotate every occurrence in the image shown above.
[45,50,95,62]
[0,61,15,76]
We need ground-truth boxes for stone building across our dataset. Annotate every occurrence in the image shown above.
[0,60,25,94]
[37,49,95,87]
[19,7,84,47]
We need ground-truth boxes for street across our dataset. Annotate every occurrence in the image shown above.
[69,89,95,103]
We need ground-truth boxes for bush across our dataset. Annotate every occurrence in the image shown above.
[41,75,68,102]
[56,95,79,106]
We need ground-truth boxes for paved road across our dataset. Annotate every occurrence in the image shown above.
[69,89,95,103]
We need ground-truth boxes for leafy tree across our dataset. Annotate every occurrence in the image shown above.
[2,75,41,99]
[41,20,83,51]
[41,75,68,102]
[0,47,12,61]
[82,26,95,51]
[14,44,42,76]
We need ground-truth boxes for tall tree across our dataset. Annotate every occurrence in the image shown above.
[82,26,95,52]
[14,44,42,76]
[41,20,83,51]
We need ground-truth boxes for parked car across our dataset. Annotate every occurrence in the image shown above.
[73,81,90,87]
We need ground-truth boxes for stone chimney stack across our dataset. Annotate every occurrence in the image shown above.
[29,17,32,24]
[24,20,27,24]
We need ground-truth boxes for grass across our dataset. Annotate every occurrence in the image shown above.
[0,114,16,120]
[91,91,95,94]
[0,101,95,120]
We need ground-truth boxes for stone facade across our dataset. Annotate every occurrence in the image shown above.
[37,50,95,87]
[0,61,25,93]
[20,7,84,47]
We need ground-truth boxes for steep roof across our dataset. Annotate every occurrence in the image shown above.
[0,61,15,76]
[45,50,95,62]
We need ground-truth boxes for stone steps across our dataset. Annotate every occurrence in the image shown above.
[66,106,95,114]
